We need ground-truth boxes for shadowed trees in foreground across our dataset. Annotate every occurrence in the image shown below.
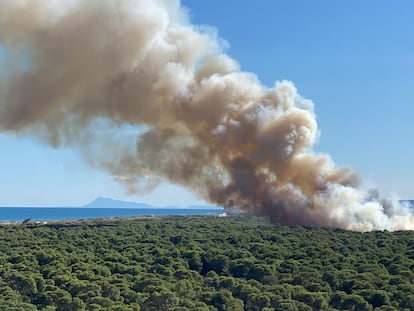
[0,216,413,310]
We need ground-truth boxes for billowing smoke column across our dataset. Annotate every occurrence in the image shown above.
[0,0,413,231]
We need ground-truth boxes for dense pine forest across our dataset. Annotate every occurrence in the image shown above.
[0,216,413,310]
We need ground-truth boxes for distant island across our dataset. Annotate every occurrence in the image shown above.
[83,197,153,209]
[83,197,222,209]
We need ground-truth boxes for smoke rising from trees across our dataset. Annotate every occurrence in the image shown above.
[0,0,413,231]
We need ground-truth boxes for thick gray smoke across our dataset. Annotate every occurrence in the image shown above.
[0,0,413,231]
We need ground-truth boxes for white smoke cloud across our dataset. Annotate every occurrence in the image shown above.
[0,0,412,231]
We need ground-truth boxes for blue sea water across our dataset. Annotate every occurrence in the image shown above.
[0,207,223,222]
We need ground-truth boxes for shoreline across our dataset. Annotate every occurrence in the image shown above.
[0,213,225,226]
[0,206,223,225]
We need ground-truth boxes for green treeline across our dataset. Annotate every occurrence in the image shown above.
[0,216,413,310]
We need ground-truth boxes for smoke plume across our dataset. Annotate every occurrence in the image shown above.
[0,0,413,231]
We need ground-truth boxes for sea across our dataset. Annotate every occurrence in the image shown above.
[0,207,223,223]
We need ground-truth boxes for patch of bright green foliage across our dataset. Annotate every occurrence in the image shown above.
[0,216,413,310]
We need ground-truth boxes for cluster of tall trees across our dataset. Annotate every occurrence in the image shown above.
[0,216,413,310]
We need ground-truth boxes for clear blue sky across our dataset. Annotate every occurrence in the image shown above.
[1,0,413,206]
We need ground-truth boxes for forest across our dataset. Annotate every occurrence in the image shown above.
[0,216,413,310]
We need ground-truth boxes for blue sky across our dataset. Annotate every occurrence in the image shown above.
[0,0,413,206]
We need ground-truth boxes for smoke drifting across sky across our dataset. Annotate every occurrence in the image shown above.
[0,0,413,231]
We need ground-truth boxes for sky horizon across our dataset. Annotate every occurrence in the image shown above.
[0,0,413,207]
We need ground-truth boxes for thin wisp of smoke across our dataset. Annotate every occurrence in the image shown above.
[0,0,413,231]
